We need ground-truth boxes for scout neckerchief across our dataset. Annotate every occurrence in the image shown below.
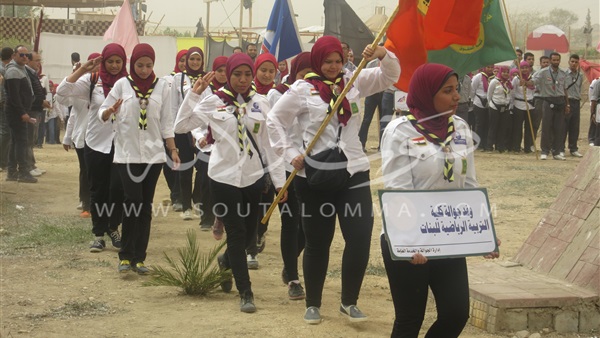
[406,113,456,182]
[215,85,256,157]
[274,82,290,95]
[304,72,352,125]
[481,71,495,92]
[181,71,201,99]
[127,76,158,130]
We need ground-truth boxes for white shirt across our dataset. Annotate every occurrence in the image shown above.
[174,91,285,189]
[171,72,212,122]
[47,94,68,120]
[57,73,115,154]
[589,78,599,102]
[487,78,511,110]
[511,76,536,111]
[381,115,478,190]
[267,87,303,173]
[267,50,400,178]
[470,73,489,108]
[99,77,173,164]
[62,96,89,149]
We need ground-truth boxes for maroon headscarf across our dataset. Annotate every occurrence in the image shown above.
[129,43,157,96]
[210,56,228,91]
[100,43,128,97]
[407,63,458,142]
[173,49,187,74]
[88,52,101,61]
[254,53,277,95]
[497,65,513,90]
[480,65,495,92]
[307,36,351,125]
[185,47,205,78]
[275,52,311,94]
[518,60,535,90]
[214,53,255,106]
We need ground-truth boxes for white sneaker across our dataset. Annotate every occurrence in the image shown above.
[247,254,259,270]
[530,146,535,153]
[76,201,83,210]
[553,154,566,161]
[30,169,42,177]
[570,151,583,158]
[36,168,47,174]
[180,209,194,220]
[540,154,547,160]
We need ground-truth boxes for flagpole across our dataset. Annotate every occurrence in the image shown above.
[260,3,401,224]
[501,0,539,160]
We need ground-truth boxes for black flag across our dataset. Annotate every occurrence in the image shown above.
[323,0,374,65]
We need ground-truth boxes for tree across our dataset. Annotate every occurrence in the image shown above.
[545,8,578,33]
[0,5,39,18]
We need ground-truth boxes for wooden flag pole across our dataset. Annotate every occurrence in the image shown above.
[502,0,539,160]
[260,3,401,224]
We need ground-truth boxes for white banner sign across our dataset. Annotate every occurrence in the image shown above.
[379,188,498,260]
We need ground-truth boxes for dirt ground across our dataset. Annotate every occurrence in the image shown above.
[1,104,597,338]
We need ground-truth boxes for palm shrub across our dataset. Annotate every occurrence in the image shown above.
[144,229,231,295]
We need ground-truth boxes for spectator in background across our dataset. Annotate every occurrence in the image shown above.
[588,77,600,146]
[274,60,288,85]
[511,61,536,154]
[590,78,600,146]
[232,46,243,54]
[523,52,535,68]
[456,74,473,129]
[71,52,80,70]
[25,51,50,177]
[511,48,523,70]
[0,47,13,172]
[246,43,258,61]
[358,57,383,151]
[5,46,37,183]
[471,65,495,150]
[341,42,357,72]
[563,54,583,158]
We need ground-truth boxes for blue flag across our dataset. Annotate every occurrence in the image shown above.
[262,0,303,62]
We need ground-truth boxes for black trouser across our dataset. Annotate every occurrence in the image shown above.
[563,98,580,152]
[279,172,305,282]
[588,108,597,144]
[455,103,469,126]
[487,106,510,152]
[0,103,13,170]
[540,99,566,155]
[84,144,123,236]
[7,117,31,176]
[26,111,42,169]
[211,177,265,294]
[473,105,489,150]
[358,91,383,148]
[175,132,196,211]
[193,151,214,225]
[524,100,542,152]
[118,163,162,264]
[75,147,91,212]
[294,170,373,308]
[162,141,181,204]
[381,235,470,338]
[510,107,526,152]
[246,181,274,257]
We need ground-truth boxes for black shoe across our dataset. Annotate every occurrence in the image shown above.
[257,234,266,253]
[17,173,38,183]
[108,229,122,249]
[288,281,305,300]
[6,173,18,181]
[217,254,233,293]
[90,239,106,253]
[240,290,256,313]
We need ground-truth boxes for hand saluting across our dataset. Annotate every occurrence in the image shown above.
[192,71,216,95]
[80,56,103,73]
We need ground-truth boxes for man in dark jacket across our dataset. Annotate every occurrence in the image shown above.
[5,45,36,183]
[25,51,49,175]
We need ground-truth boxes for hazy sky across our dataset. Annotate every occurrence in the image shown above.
[43,0,598,32]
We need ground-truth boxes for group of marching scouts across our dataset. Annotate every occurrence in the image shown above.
[463,50,586,160]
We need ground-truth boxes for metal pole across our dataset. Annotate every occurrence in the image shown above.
[239,0,243,47]
[206,1,211,64]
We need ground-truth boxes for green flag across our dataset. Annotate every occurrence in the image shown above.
[427,0,516,76]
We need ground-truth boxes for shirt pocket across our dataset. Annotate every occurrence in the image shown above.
[407,140,438,162]
[246,112,265,135]
[306,96,328,123]
[117,94,136,123]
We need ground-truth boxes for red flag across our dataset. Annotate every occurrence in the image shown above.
[385,0,483,91]
[103,0,140,56]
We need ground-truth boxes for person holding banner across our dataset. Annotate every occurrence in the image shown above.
[267,36,400,324]
[174,53,286,313]
[267,52,312,301]
[100,43,179,275]
[380,63,499,338]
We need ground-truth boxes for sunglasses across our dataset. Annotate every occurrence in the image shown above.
[19,53,32,59]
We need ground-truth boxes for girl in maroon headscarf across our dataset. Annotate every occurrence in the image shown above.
[171,47,210,221]
[57,43,128,254]
[267,36,400,324]
[381,63,499,338]
[511,60,536,153]
[100,43,180,275]
[253,53,277,95]
[486,65,513,152]
[174,53,286,314]
[266,52,312,301]
[173,49,188,74]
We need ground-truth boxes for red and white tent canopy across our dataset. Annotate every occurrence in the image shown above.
[526,25,569,53]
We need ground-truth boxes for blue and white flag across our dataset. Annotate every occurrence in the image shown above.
[262,0,303,62]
